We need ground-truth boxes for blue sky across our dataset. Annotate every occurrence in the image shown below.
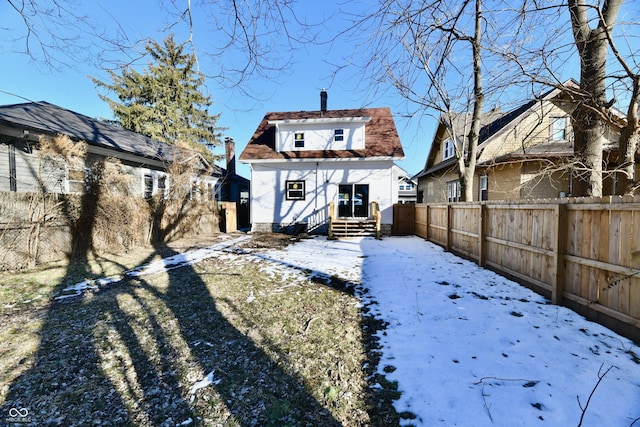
[0,1,434,179]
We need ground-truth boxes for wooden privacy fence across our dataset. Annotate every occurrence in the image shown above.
[410,197,640,342]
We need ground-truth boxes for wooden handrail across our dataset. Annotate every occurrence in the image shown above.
[372,201,381,239]
[328,200,335,239]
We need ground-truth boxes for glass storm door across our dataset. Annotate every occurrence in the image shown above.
[338,184,369,218]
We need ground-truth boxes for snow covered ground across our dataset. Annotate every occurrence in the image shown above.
[261,236,640,427]
[57,234,640,425]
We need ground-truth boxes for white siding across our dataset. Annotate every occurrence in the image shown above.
[0,142,66,193]
[250,160,396,230]
[275,122,366,152]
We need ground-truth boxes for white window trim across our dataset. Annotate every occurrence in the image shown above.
[443,138,455,160]
[447,180,461,202]
[479,174,488,201]
[141,169,169,199]
[550,116,568,141]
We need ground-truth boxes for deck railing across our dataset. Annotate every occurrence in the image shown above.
[372,201,381,239]
[328,200,381,239]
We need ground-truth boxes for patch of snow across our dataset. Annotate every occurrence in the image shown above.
[55,236,251,300]
[246,292,255,303]
[261,236,640,426]
[189,370,221,403]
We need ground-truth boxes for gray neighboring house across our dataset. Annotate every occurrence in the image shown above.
[0,101,221,198]
[394,165,417,204]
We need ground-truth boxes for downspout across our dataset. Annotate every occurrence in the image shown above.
[315,162,319,212]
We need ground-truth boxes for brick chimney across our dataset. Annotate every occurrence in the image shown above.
[320,89,327,113]
[224,137,236,176]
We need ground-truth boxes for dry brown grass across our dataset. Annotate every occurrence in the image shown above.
[0,234,404,426]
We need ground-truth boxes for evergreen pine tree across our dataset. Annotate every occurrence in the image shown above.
[93,35,223,158]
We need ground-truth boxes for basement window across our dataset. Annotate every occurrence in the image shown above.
[294,132,305,148]
[286,180,305,200]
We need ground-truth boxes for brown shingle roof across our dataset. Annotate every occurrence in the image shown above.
[239,107,404,161]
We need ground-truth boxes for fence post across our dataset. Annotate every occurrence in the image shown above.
[552,203,567,305]
[425,204,430,241]
[446,204,452,251]
[478,203,487,267]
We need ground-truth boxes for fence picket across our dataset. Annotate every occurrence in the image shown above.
[411,199,640,342]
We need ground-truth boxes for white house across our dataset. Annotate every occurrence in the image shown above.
[239,91,405,236]
[394,165,418,204]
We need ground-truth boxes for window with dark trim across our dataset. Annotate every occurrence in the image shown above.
[9,144,16,192]
[294,132,305,148]
[158,175,167,199]
[144,174,153,199]
[334,128,344,142]
[286,180,305,200]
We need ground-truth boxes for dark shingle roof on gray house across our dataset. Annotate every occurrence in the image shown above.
[0,101,180,162]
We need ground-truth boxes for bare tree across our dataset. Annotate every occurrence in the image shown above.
[341,0,542,201]
[5,0,319,91]
[602,10,640,195]
[4,0,99,69]
[567,0,623,197]
[486,1,640,197]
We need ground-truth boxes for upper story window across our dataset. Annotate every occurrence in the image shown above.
[550,116,568,141]
[443,138,455,160]
[399,183,414,191]
[334,129,344,142]
[294,132,305,148]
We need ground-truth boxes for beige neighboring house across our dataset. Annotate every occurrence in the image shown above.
[415,80,626,203]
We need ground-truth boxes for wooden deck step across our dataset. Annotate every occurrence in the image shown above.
[330,219,377,238]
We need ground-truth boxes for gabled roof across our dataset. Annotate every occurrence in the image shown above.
[416,79,581,178]
[239,107,404,162]
[0,101,181,163]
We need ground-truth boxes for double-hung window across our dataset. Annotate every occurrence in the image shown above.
[550,116,568,141]
[143,174,153,199]
[443,138,455,160]
[334,129,344,142]
[294,132,305,148]
[447,180,461,202]
[479,175,488,201]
